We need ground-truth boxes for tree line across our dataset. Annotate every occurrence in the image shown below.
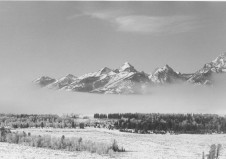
[0,114,82,129]
[1,113,226,134]
[94,113,226,134]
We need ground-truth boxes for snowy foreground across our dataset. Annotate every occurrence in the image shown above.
[0,128,225,159]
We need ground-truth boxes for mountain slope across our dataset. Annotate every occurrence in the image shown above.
[63,67,114,92]
[188,53,226,85]
[47,74,77,89]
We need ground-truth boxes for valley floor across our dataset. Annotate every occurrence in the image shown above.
[1,128,225,159]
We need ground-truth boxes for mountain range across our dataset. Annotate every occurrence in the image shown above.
[34,53,226,94]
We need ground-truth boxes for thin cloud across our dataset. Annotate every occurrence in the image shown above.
[71,10,199,35]
[115,15,197,34]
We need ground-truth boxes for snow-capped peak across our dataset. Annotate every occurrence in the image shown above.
[212,53,226,66]
[153,64,175,74]
[149,64,183,84]
[201,52,226,73]
[188,53,226,84]
[119,62,137,72]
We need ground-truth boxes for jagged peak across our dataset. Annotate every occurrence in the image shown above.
[163,64,172,70]
[212,52,226,59]
[119,62,137,72]
[100,67,111,73]
[212,52,226,62]
[154,64,175,73]
[95,67,112,76]
[209,53,226,71]
[65,74,77,78]
[123,62,132,67]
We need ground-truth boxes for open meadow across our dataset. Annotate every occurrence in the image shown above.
[0,127,223,159]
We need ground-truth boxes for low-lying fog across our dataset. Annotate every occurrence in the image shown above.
[1,74,226,115]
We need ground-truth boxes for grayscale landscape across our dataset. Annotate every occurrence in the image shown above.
[0,1,226,159]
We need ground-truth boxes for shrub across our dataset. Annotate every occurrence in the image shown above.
[50,137,61,149]
[111,139,125,152]
[34,135,42,147]
[6,133,19,143]
[0,127,11,142]
[2,128,125,155]
[79,123,85,129]
[41,135,52,148]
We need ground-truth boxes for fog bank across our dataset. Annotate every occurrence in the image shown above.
[0,75,226,115]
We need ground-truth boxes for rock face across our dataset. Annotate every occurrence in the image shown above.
[34,53,226,94]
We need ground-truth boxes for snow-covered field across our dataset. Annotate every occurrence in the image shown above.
[1,128,225,159]
[0,142,110,159]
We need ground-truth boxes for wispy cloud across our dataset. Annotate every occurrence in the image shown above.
[114,15,197,34]
[71,10,199,35]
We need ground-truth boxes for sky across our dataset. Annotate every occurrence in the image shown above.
[1,2,226,115]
